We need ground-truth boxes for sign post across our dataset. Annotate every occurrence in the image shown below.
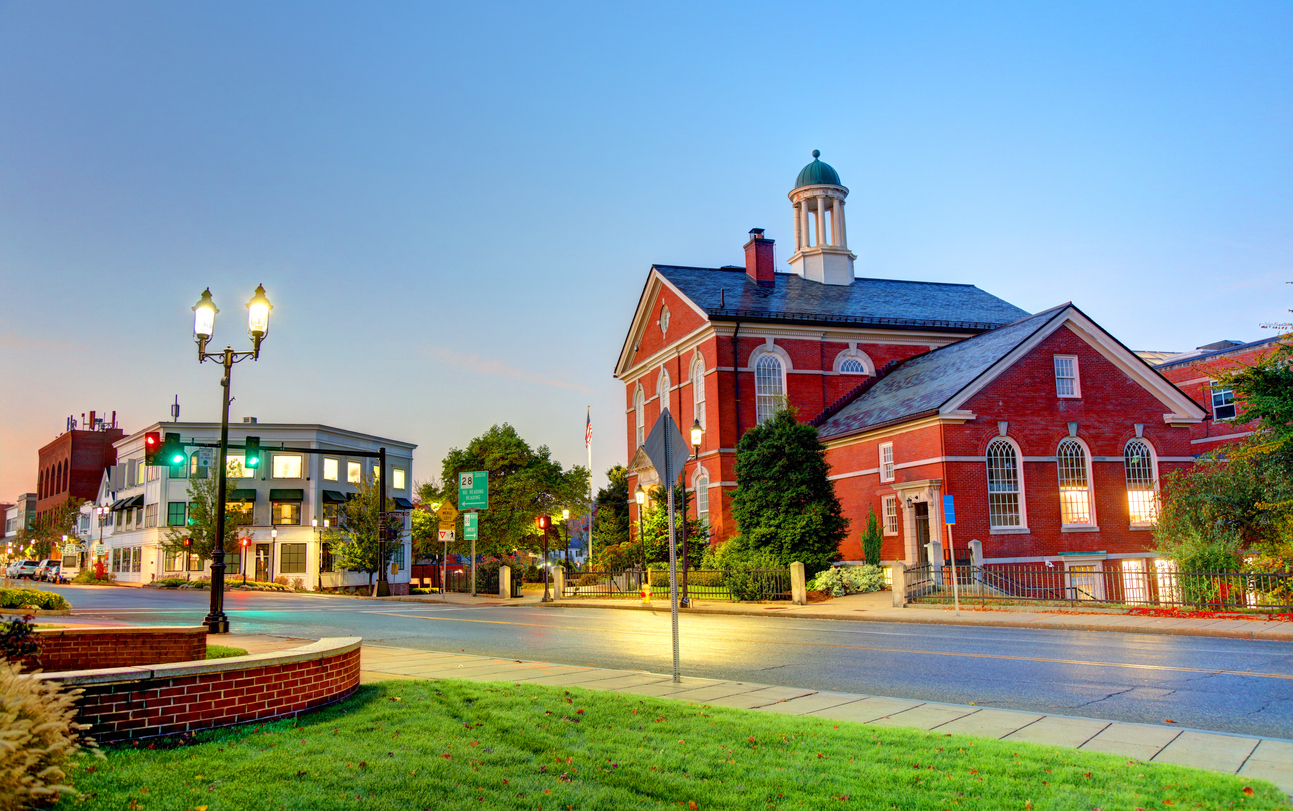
[943,494,960,616]
[457,473,487,596]
[643,410,693,684]
[437,500,463,594]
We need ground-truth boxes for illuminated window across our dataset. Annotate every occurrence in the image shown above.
[348,461,362,484]
[393,468,407,490]
[1124,439,1159,525]
[879,443,894,483]
[272,501,301,525]
[882,495,898,536]
[1057,439,1093,525]
[754,354,785,424]
[272,454,303,479]
[323,458,339,481]
[986,439,1023,528]
[226,455,248,479]
[1054,355,1080,398]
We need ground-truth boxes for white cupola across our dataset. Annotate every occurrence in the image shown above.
[787,150,856,285]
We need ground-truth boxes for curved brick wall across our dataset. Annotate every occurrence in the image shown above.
[30,626,208,672]
[41,637,361,743]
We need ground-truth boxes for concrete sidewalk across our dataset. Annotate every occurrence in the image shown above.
[380,589,1293,641]
[358,643,1293,796]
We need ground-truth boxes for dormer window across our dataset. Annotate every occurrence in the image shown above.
[1054,355,1080,398]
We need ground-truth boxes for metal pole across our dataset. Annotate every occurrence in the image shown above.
[587,406,593,570]
[948,523,960,617]
[375,448,390,597]
[542,524,551,602]
[679,482,688,608]
[203,348,233,634]
[666,438,680,683]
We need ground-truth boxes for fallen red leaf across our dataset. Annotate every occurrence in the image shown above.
[1164,719,1175,724]
[1243,787,1254,796]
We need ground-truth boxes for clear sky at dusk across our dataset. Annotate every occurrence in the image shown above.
[1,1,1289,499]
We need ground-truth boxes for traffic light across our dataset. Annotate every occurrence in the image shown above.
[183,537,192,548]
[535,515,550,532]
[245,436,262,470]
[143,431,162,465]
[162,433,185,466]
[240,537,249,548]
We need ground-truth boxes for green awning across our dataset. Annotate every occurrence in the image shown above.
[321,490,349,504]
[227,489,257,502]
[269,489,304,502]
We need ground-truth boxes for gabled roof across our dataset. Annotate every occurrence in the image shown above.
[815,304,1208,441]
[1153,334,1288,369]
[654,266,1029,331]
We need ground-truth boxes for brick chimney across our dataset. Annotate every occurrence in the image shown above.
[744,229,775,287]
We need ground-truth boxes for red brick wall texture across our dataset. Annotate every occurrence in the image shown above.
[30,626,208,672]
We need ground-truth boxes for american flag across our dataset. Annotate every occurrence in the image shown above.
[585,407,592,448]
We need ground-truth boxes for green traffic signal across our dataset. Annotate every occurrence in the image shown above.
[245,436,261,468]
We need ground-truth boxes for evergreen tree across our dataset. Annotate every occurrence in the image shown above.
[861,507,882,566]
[730,408,847,577]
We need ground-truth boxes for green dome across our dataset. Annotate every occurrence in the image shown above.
[794,149,842,188]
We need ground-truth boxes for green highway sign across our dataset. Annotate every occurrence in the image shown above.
[463,512,478,541]
[458,470,489,510]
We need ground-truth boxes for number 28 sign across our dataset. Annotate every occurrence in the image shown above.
[458,471,489,510]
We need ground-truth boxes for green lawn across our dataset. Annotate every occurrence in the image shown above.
[61,680,1285,811]
[205,645,249,659]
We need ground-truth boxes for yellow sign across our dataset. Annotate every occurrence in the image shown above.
[437,500,459,531]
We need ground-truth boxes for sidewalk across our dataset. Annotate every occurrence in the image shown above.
[380,589,1293,641]
[357,642,1292,796]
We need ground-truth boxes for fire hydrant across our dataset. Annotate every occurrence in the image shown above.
[641,579,652,605]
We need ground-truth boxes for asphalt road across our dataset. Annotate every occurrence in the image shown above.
[39,584,1293,739]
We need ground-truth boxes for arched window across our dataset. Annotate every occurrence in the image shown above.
[1057,439,1093,526]
[658,368,671,415]
[839,356,867,375]
[754,354,785,424]
[986,438,1023,528]
[1124,439,1159,525]
[634,386,645,448]
[694,468,710,524]
[691,355,706,431]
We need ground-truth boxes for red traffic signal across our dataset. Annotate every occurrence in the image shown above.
[183,537,192,547]
[144,431,162,465]
[535,515,550,531]
[240,537,249,548]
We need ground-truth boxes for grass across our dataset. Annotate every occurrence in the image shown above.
[61,680,1287,811]
[205,645,249,659]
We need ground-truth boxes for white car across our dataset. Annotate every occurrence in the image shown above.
[10,559,41,579]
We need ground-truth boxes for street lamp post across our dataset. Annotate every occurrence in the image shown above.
[634,484,646,590]
[537,515,552,602]
[561,508,570,569]
[93,504,109,573]
[679,419,703,607]
[192,285,272,634]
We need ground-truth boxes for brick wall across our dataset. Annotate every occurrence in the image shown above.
[29,626,208,672]
[45,638,361,743]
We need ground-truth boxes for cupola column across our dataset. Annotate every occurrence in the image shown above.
[815,195,826,247]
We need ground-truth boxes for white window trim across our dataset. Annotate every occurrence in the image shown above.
[1210,385,1236,422]
[750,345,789,425]
[658,366,671,415]
[1056,437,1097,529]
[1054,354,1081,398]
[634,385,645,448]
[832,349,875,375]
[1123,438,1160,527]
[691,354,706,431]
[985,436,1029,531]
[272,453,304,480]
[879,442,895,483]
[691,464,711,523]
[882,495,898,536]
[323,457,339,482]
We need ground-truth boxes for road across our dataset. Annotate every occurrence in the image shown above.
[39,584,1293,739]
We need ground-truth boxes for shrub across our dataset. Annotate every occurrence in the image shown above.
[715,548,787,601]
[291,578,305,591]
[0,617,39,664]
[521,565,543,583]
[808,564,886,597]
[861,508,882,566]
[0,590,69,611]
[273,575,289,586]
[0,661,100,808]
[71,569,114,585]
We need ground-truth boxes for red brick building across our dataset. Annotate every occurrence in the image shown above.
[614,153,1207,571]
[1153,336,1288,453]
[36,411,123,525]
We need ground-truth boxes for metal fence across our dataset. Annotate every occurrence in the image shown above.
[438,567,501,595]
[904,562,1293,612]
[561,568,792,602]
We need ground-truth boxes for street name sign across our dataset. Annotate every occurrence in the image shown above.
[463,512,478,541]
[458,471,489,510]
[942,494,956,525]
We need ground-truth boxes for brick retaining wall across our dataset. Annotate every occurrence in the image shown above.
[30,626,208,672]
[42,637,361,743]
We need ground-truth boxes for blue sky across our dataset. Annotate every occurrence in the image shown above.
[1,1,1289,498]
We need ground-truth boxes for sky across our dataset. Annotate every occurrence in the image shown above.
[1,1,1290,500]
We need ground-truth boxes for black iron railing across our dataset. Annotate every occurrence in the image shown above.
[904,563,1292,611]
[561,568,791,602]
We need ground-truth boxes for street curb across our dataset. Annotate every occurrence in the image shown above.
[538,601,1293,642]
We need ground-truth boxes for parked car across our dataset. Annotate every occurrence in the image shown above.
[36,560,61,581]
[10,559,40,579]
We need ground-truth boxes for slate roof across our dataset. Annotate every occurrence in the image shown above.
[814,306,1068,440]
[655,266,1029,332]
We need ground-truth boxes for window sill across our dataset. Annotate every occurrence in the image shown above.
[990,527,1031,535]
[1061,526,1100,533]
[1129,524,1156,531]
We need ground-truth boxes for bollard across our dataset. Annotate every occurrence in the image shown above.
[892,561,907,607]
[552,566,564,601]
[499,565,511,599]
[789,562,807,605]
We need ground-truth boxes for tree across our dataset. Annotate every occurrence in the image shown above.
[592,465,630,551]
[438,424,590,559]
[1155,339,1293,570]
[160,476,249,567]
[411,479,445,557]
[22,496,86,559]
[861,507,882,566]
[322,473,402,586]
[729,408,848,577]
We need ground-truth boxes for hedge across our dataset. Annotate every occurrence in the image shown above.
[0,589,71,611]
